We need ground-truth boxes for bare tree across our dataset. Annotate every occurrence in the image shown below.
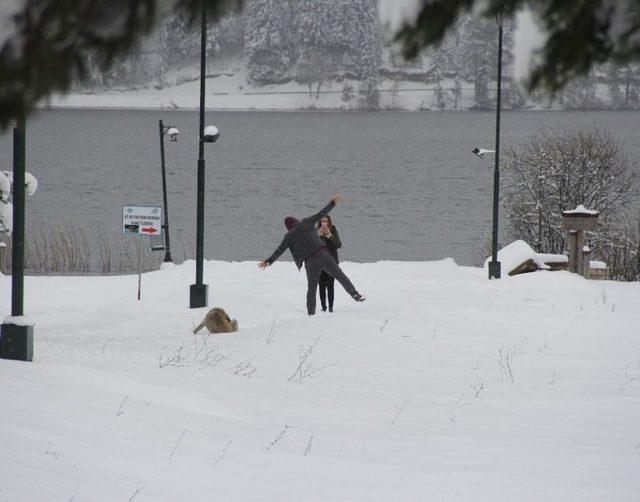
[502,128,637,257]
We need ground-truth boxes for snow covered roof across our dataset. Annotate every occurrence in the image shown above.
[537,253,568,263]
[562,204,599,216]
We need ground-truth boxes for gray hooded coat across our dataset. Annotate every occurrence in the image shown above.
[266,201,336,269]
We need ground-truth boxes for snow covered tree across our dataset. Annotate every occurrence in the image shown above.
[555,73,600,109]
[293,0,341,96]
[462,18,496,109]
[502,129,638,255]
[162,11,200,67]
[621,63,640,108]
[344,0,382,81]
[292,0,382,98]
[606,63,625,109]
[244,0,293,85]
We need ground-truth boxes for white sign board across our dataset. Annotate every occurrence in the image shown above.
[122,205,163,235]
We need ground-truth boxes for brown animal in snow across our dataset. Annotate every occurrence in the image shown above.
[193,307,238,334]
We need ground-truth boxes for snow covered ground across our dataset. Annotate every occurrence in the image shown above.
[1,259,639,501]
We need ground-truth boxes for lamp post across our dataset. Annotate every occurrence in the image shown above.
[471,14,503,280]
[190,4,220,308]
[0,117,34,362]
[158,119,178,263]
[489,13,503,280]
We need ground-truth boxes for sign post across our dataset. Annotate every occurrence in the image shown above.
[122,206,162,300]
[122,205,163,236]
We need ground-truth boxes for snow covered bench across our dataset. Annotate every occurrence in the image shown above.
[485,240,607,279]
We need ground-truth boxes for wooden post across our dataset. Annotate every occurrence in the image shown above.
[575,230,585,276]
[567,231,578,273]
[562,205,599,278]
[582,246,591,279]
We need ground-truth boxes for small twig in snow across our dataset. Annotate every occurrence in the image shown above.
[471,382,484,398]
[288,335,337,382]
[214,441,232,465]
[233,357,257,377]
[169,428,187,461]
[304,435,314,456]
[620,361,640,390]
[116,395,129,416]
[380,311,399,333]
[391,400,410,425]
[497,346,515,383]
[266,317,277,345]
[129,485,144,501]
[267,424,293,450]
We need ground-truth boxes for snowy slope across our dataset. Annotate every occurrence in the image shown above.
[1,260,639,501]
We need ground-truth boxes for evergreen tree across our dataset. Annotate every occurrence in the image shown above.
[606,63,624,109]
[622,63,640,108]
[245,0,294,85]
[462,18,496,109]
[556,73,600,109]
[293,0,382,98]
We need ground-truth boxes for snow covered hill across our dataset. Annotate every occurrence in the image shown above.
[2,260,639,500]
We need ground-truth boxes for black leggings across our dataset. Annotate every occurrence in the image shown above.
[319,271,335,310]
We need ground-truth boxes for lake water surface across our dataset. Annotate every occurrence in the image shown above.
[1,109,638,267]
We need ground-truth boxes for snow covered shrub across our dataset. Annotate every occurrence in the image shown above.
[502,128,638,280]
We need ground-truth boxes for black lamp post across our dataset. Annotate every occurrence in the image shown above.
[0,117,33,362]
[190,4,220,308]
[471,15,503,279]
[488,13,504,280]
[158,119,178,263]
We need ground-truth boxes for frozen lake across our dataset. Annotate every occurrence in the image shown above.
[1,109,639,267]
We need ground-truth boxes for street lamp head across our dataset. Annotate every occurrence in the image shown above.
[472,147,495,159]
[166,127,179,142]
[203,125,220,143]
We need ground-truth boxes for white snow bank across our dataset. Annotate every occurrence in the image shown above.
[484,239,550,276]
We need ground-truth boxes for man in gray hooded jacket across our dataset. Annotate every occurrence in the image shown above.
[259,193,365,315]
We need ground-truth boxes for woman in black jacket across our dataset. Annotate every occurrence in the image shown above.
[316,214,342,312]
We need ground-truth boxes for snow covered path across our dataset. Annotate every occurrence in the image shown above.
[2,260,639,501]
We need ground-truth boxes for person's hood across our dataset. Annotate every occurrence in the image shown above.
[284,217,299,230]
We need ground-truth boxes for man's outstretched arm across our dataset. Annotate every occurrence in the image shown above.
[303,193,342,227]
[259,235,290,269]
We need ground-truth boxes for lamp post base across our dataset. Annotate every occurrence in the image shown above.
[488,261,501,279]
[189,283,209,308]
[1,323,33,361]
